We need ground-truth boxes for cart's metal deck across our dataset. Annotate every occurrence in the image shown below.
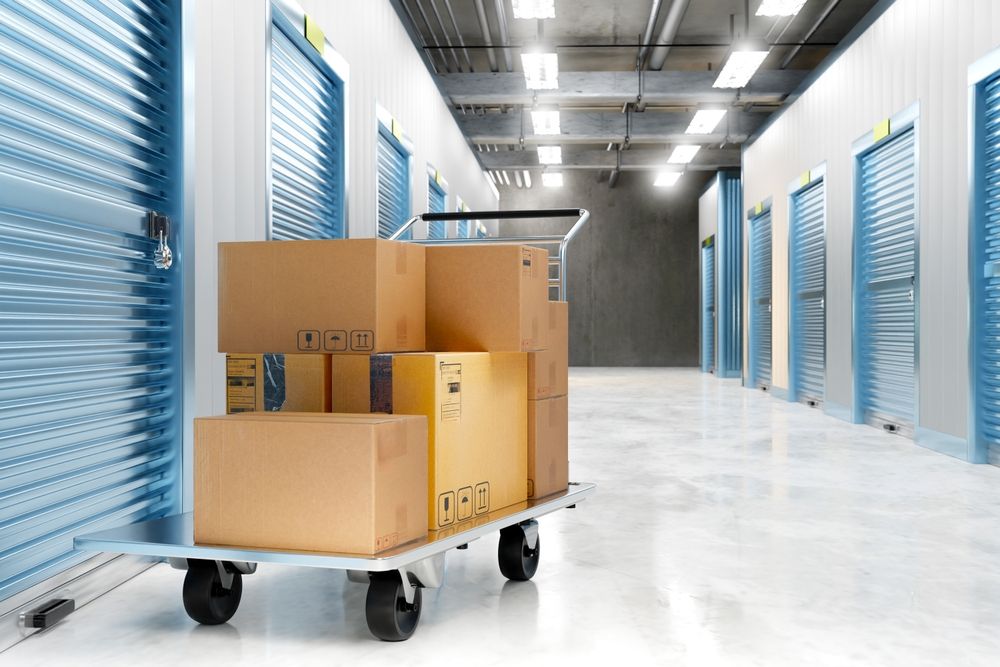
[74,482,595,571]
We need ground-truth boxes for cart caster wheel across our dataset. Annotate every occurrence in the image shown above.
[365,572,422,642]
[498,523,540,581]
[182,560,242,625]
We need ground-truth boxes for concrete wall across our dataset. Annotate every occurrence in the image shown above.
[500,170,711,367]
[185,0,496,507]
[743,0,1000,448]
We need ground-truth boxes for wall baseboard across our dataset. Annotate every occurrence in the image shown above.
[824,401,853,423]
[916,427,969,462]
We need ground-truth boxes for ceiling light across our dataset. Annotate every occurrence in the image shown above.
[537,146,562,165]
[686,109,728,134]
[521,52,559,90]
[654,171,683,187]
[713,48,769,88]
[502,170,511,185]
[531,109,561,135]
[512,0,555,19]
[756,0,807,16]
[668,145,701,164]
[523,170,532,188]
[542,172,563,187]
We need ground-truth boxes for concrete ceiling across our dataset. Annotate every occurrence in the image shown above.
[393,0,883,187]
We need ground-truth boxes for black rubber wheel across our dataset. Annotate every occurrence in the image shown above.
[498,524,540,581]
[182,560,243,625]
[365,572,422,641]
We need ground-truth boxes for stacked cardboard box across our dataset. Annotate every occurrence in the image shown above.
[527,301,570,498]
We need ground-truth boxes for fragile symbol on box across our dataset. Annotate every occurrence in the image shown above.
[324,330,347,351]
[297,330,320,351]
[437,491,456,527]
[351,330,374,351]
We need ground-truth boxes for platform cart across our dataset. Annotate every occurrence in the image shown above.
[75,208,595,641]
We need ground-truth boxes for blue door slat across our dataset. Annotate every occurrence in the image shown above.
[427,179,446,239]
[749,211,772,388]
[701,242,715,373]
[378,127,411,239]
[270,9,345,241]
[790,180,825,404]
[857,127,917,428]
[0,0,181,603]
[977,73,1000,456]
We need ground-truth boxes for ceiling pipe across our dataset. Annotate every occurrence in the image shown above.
[608,148,622,188]
[493,0,514,72]
[400,0,445,73]
[781,0,842,69]
[646,0,692,71]
[442,0,475,72]
[411,0,452,72]
[426,0,463,72]
[636,0,663,69]
[473,0,499,72]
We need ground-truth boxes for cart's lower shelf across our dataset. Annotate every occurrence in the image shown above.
[74,482,595,571]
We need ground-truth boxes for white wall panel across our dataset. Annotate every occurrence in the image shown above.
[742,0,1000,440]
[184,0,495,507]
[699,178,719,243]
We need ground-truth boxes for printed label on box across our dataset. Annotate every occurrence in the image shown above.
[226,356,257,413]
[439,362,462,422]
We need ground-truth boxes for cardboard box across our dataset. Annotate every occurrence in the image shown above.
[426,244,549,352]
[225,354,331,413]
[528,395,569,499]
[218,239,425,354]
[194,412,428,554]
[528,301,569,399]
[330,352,527,529]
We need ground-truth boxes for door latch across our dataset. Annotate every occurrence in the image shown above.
[147,211,173,270]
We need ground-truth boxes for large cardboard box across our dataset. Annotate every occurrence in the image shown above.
[528,301,569,400]
[194,412,428,554]
[218,239,425,354]
[225,354,331,413]
[528,395,569,499]
[426,244,549,352]
[330,352,527,529]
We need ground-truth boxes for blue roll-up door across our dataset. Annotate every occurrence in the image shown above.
[790,180,826,405]
[458,219,472,238]
[0,0,181,602]
[269,9,345,240]
[856,127,917,431]
[717,174,743,378]
[427,178,446,239]
[749,211,773,389]
[974,73,1000,460]
[701,238,716,373]
[377,127,411,239]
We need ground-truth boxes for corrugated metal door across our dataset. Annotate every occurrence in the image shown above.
[718,174,742,377]
[701,239,716,373]
[975,73,1000,458]
[377,127,410,239]
[427,178,445,239]
[790,180,826,404]
[0,0,181,602]
[856,127,917,431]
[269,9,345,240]
[749,211,772,389]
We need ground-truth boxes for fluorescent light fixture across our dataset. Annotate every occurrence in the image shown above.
[512,0,555,19]
[530,109,561,135]
[523,170,532,188]
[668,145,701,164]
[521,52,559,90]
[756,0,807,16]
[654,171,683,187]
[686,109,728,134]
[713,48,769,88]
[542,172,563,187]
[501,170,510,185]
[537,145,562,165]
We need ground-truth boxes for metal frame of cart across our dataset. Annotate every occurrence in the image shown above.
[73,208,595,642]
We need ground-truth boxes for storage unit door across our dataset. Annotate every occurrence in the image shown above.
[790,181,826,404]
[701,242,716,373]
[427,180,446,239]
[976,73,1000,457]
[377,129,410,239]
[0,0,181,602]
[749,212,773,388]
[856,127,917,430]
[269,10,345,240]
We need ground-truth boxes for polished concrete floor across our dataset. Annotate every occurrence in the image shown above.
[7,368,1000,666]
